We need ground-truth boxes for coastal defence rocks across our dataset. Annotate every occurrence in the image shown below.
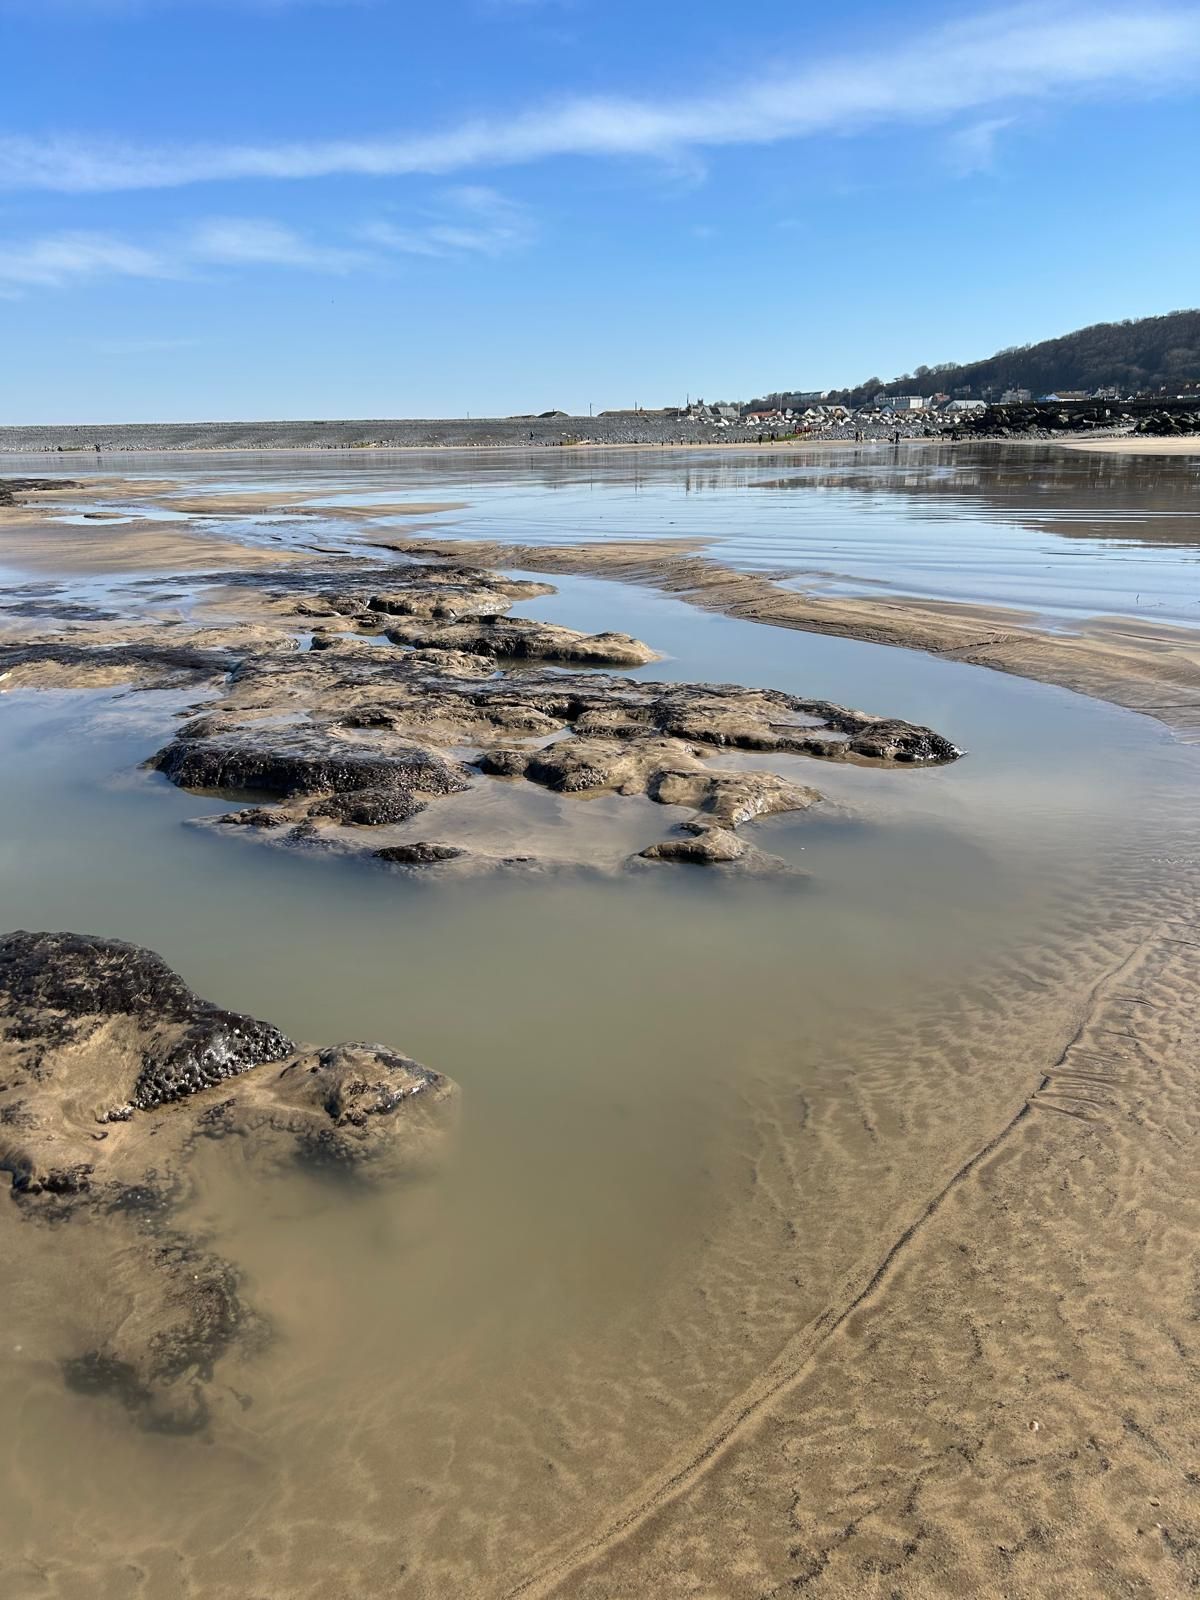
[0,931,455,1430]
[1132,408,1200,437]
[942,402,1126,438]
[940,401,1200,440]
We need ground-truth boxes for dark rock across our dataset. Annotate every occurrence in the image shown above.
[215,807,288,829]
[383,615,657,666]
[0,930,456,1431]
[0,640,234,689]
[309,788,429,826]
[0,478,73,507]
[0,930,294,1115]
[152,730,472,802]
[374,842,467,866]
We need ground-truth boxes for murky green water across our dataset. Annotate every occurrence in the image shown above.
[1,448,1198,1598]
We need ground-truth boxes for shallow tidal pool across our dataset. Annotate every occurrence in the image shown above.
[1,449,1199,1598]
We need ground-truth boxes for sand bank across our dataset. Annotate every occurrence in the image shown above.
[1061,436,1200,456]
[164,491,468,516]
[0,516,304,574]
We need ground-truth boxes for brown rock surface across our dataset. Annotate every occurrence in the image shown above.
[0,931,455,1431]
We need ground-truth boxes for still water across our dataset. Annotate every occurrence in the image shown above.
[0,445,1198,1597]
[9,440,1200,624]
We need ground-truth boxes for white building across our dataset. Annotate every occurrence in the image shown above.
[1000,389,1032,404]
[879,395,925,412]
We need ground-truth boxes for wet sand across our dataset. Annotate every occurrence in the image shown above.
[0,516,303,574]
[1,460,1199,1597]
[525,911,1200,1599]
[1063,436,1200,456]
[9,463,1200,731]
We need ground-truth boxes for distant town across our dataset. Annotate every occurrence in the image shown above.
[2,311,1196,454]
[603,380,1197,435]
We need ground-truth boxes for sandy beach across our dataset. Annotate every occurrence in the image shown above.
[1,457,1199,1598]
[1062,435,1200,455]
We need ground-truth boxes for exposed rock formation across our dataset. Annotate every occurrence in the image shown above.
[0,557,963,875]
[0,477,74,508]
[154,727,473,803]
[0,931,455,1431]
[382,614,657,665]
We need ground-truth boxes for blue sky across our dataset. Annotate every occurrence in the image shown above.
[1,0,1198,422]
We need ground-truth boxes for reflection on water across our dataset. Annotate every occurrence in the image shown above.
[1,450,1200,1596]
[6,441,1200,626]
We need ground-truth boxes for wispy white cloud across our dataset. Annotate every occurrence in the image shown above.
[0,3,1194,192]
[0,217,366,291]
[187,216,367,270]
[946,115,1015,175]
[0,191,534,293]
[0,230,173,288]
[361,186,534,258]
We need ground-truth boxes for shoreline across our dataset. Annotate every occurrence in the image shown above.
[6,470,1200,736]
[1,433,1195,462]
[0,434,937,461]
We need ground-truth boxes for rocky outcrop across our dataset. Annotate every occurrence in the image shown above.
[367,570,555,620]
[153,727,473,802]
[149,653,956,872]
[0,931,456,1430]
[0,930,293,1121]
[0,477,73,507]
[381,614,658,666]
[2,556,962,874]
[374,841,468,866]
[640,828,748,865]
[0,639,237,691]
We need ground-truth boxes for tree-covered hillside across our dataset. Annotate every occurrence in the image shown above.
[827,310,1200,407]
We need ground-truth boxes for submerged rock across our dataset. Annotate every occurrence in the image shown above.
[0,930,456,1430]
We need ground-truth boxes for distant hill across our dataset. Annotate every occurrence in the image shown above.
[826,310,1200,407]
